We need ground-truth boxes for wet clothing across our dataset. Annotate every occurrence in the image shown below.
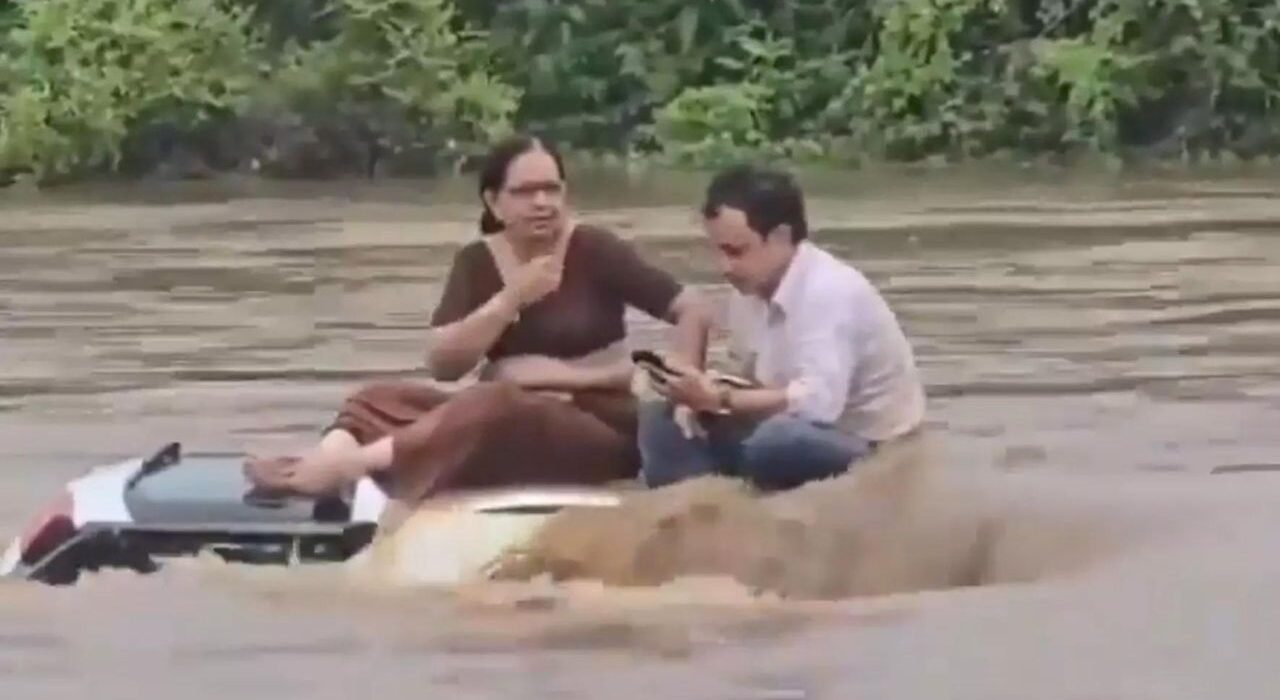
[328,224,681,503]
[638,241,922,493]
[431,224,681,362]
[725,241,925,442]
[637,400,873,492]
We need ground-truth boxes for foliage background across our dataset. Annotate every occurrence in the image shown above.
[1,0,1278,183]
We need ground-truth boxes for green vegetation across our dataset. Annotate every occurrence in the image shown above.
[1,0,1278,184]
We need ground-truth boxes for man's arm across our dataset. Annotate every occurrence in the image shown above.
[661,300,856,423]
[716,385,790,418]
[761,303,857,424]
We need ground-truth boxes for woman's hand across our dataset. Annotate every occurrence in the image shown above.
[502,254,563,309]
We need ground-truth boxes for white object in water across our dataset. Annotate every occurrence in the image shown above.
[350,487,621,586]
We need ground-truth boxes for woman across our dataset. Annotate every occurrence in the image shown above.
[244,134,711,510]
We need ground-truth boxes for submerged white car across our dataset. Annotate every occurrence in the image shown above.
[1,442,620,585]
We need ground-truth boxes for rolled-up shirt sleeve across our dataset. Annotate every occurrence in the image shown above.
[781,302,856,425]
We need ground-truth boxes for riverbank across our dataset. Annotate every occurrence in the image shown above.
[6,157,1280,239]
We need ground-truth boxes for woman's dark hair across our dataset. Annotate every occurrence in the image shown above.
[478,134,567,234]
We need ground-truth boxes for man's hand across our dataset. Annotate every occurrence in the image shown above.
[650,353,722,413]
[652,351,792,421]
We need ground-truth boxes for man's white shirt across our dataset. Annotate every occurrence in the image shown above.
[726,241,925,442]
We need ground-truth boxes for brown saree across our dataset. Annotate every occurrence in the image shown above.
[326,224,682,504]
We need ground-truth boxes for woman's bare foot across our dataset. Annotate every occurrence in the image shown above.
[243,455,302,495]
[244,432,395,498]
[244,450,355,498]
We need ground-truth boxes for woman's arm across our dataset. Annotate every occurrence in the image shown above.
[488,355,634,392]
[587,228,714,370]
[486,342,633,392]
[427,251,563,380]
[427,288,521,381]
[491,287,712,393]
[663,287,714,371]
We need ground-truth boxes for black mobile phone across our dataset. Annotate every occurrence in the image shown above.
[631,349,682,378]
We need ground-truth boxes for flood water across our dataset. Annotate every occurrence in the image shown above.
[3,166,1280,698]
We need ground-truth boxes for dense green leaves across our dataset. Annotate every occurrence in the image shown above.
[0,0,515,181]
[2,0,1279,182]
[483,0,1280,165]
[0,0,263,180]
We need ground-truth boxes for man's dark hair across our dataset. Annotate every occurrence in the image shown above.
[701,164,808,242]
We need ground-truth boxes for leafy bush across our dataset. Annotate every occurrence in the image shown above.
[264,0,519,164]
[0,0,263,180]
[0,0,517,182]
[3,0,1280,182]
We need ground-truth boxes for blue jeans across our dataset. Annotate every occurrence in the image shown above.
[637,401,873,491]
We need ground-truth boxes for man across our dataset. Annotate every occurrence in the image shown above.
[638,164,926,491]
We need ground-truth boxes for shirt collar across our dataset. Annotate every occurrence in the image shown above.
[768,241,813,316]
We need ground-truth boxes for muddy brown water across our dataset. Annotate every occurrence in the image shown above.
[3,167,1280,698]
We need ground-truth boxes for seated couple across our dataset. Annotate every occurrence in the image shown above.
[243,134,926,517]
